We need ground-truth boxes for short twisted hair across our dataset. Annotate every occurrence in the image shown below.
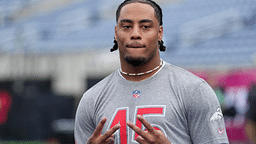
[116,0,163,26]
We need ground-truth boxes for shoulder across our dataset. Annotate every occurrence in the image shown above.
[76,70,118,122]
[79,71,118,104]
[162,62,205,90]
[164,62,203,80]
[161,62,217,106]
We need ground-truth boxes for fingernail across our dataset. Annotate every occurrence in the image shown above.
[102,117,107,122]
[127,121,132,125]
[137,115,142,119]
[116,124,121,128]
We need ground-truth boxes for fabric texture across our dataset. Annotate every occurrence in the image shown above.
[75,61,229,144]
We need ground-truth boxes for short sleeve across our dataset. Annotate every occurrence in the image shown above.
[187,81,229,144]
[74,93,96,144]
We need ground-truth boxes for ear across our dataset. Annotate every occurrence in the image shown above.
[158,26,163,41]
[115,25,118,40]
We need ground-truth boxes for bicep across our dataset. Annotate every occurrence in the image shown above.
[74,96,96,143]
[187,82,227,143]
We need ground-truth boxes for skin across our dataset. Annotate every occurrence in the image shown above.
[87,117,120,144]
[115,2,163,81]
[245,120,256,144]
[87,3,171,144]
[127,115,172,144]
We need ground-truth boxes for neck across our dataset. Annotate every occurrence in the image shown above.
[120,58,162,81]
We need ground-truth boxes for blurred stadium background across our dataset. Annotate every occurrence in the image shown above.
[0,0,256,143]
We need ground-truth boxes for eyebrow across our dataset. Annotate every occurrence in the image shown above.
[119,19,154,24]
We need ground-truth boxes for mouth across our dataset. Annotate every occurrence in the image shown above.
[126,42,146,48]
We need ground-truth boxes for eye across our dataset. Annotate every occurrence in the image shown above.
[143,25,149,28]
[123,25,131,29]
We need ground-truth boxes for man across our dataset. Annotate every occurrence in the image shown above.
[75,0,229,143]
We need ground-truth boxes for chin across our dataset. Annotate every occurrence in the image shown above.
[124,56,147,67]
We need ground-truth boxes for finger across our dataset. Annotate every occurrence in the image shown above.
[156,129,165,135]
[110,134,114,138]
[92,117,107,137]
[104,137,115,144]
[137,115,155,133]
[99,124,120,142]
[136,135,147,144]
[127,121,149,141]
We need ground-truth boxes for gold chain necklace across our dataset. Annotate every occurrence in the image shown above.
[119,60,163,76]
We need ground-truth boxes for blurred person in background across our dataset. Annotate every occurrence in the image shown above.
[75,0,229,143]
[0,90,12,126]
[246,84,256,144]
[0,89,12,140]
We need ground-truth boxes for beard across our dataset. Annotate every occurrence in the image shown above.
[124,56,147,67]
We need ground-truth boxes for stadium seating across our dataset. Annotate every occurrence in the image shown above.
[0,0,256,67]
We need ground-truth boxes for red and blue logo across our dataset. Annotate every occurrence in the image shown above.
[132,90,140,99]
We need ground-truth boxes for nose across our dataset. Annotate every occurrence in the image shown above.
[130,26,141,40]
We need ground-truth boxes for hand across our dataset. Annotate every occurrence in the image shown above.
[87,117,120,144]
[127,115,171,144]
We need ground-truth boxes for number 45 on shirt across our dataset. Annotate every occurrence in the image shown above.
[107,105,167,144]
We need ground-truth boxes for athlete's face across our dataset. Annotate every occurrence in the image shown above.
[115,2,163,66]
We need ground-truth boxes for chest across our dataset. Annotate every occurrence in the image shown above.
[94,85,189,143]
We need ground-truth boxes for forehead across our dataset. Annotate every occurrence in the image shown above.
[118,3,156,23]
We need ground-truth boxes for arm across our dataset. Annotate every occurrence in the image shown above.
[74,94,120,144]
[245,94,256,143]
[245,120,256,144]
[186,82,229,143]
[74,94,96,143]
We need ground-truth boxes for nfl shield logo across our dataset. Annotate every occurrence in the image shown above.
[132,90,140,99]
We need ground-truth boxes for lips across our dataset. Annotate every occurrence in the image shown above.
[126,42,146,48]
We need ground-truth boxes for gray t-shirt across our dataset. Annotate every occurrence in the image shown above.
[75,61,229,144]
